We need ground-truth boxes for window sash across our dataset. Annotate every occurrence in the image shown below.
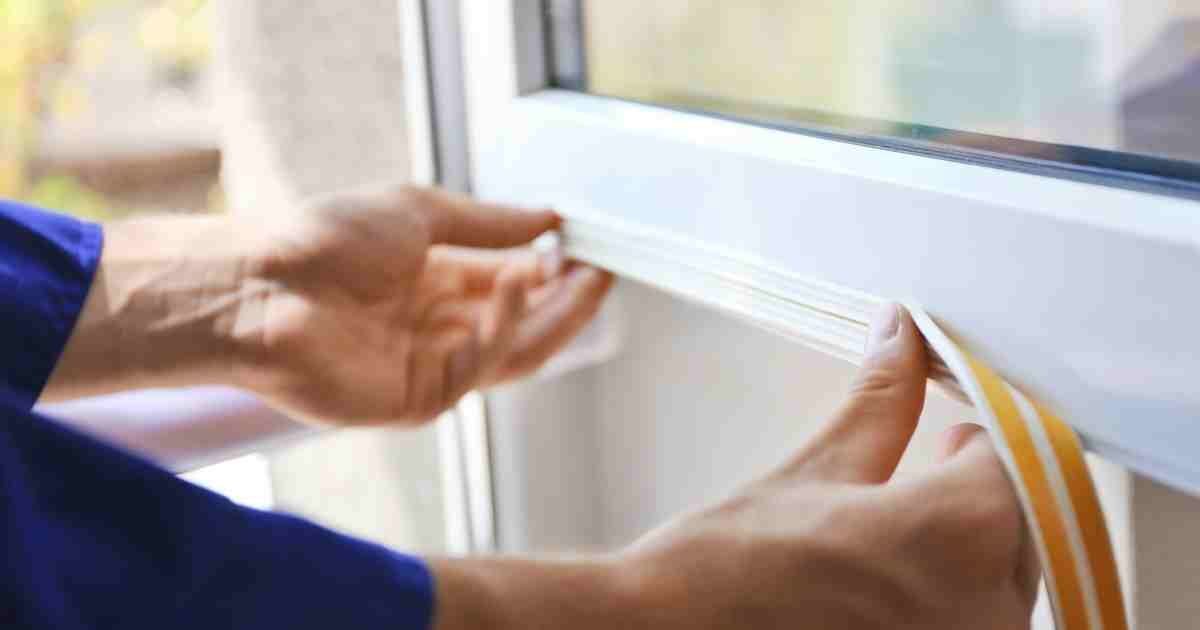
[461,0,1200,496]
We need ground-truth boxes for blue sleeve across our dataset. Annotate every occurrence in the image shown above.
[0,406,435,629]
[0,200,102,408]
[0,200,436,629]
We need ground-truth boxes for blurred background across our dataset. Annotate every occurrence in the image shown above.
[2,0,255,498]
[1,0,220,220]
[9,5,1199,628]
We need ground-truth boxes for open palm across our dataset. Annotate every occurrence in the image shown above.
[238,186,613,426]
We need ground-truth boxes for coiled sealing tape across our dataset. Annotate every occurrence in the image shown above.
[908,305,1128,630]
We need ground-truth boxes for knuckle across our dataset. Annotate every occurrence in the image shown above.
[847,366,908,401]
[971,486,1023,536]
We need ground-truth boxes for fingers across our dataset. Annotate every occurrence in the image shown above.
[409,335,458,419]
[493,264,614,381]
[440,266,528,406]
[932,427,1041,605]
[770,303,930,484]
[476,266,529,376]
[936,421,986,463]
[925,426,1009,499]
[891,426,1040,608]
[416,187,561,248]
[916,424,1041,602]
[425,246,552,294]
[927,424,1004,488]
[423,262,612,403]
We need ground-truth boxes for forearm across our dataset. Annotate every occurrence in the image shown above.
[428,555,648,630]
[37,186,609,427]
[43,215,267,400]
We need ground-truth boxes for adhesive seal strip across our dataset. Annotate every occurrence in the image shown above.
[907,305,1128,630]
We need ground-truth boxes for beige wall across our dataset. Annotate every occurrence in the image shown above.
[214,0,447,553]
[1131,475,1200,628]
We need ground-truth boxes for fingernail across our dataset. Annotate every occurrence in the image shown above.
[865,303,901,356]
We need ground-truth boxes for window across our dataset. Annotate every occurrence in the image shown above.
[460,0,1200,522]
[548,0,1200,194]
[457,4,1200,625]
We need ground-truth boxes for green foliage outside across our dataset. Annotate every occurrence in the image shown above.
[1,0,210,219]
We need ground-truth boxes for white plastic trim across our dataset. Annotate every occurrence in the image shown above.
[474,90,1200,496]
[563,212,875,364]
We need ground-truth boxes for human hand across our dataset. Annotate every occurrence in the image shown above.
[618,304,1038,629]
[237,185,613,426]
[429,305,1037,630]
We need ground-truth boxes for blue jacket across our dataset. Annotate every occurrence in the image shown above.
[0,200,433,629]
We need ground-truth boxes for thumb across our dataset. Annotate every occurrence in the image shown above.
[775,303,930,484]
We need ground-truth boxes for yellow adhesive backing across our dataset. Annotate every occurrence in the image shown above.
[907,306,1128,630]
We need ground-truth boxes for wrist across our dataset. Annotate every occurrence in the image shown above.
[45,214,273,398]
[428,554,651,630]
[107,214,267,387]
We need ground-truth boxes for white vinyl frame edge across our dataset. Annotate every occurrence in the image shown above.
[561,211,877,364]
[460,0,1200,497]
[405,0,498,555]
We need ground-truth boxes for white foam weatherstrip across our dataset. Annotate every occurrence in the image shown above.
[561,213,874,364]
[561,213,1128,629]
[909,306,1127,630]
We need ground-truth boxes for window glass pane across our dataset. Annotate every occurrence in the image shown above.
[548,0,1200,187]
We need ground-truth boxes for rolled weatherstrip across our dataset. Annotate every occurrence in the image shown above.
[907,305,1128,630]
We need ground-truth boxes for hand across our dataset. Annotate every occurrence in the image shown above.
[238,185,614,426]
[621,304,1038,629]
[430,305,1037,630]
[45,185,612,425]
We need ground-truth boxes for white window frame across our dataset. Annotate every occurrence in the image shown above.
[459,0,1200,496]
